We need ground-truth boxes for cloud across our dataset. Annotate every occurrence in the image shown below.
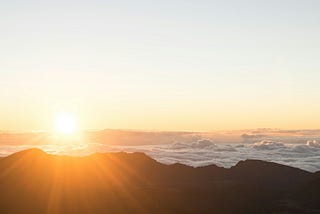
[1,135,320,172]
[190,139,217,149]
[306,140,320,148]
[241,133,266,139]
[252,140,286,150]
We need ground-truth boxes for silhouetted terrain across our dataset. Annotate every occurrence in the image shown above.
[0,149,319,214]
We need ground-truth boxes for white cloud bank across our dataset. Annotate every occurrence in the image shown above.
[1,139,320,172]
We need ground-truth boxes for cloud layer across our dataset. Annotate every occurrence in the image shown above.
[1,139,320,172]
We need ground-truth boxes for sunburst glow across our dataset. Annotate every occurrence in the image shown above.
[54,112,77,134]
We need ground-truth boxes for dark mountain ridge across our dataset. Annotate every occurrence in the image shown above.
[0,149,319,214]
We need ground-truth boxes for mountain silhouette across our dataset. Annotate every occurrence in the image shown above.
[0,149,319,214]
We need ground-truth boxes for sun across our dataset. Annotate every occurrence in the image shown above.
[54,112,77,134]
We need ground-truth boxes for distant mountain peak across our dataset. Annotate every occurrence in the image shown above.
[0,149,319,213]
[232,159,309,172]
[7,148,47,158]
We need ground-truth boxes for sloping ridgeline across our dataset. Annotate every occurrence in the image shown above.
[0,149,319,214]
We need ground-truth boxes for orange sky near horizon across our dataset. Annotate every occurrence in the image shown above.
[1,0,320,131]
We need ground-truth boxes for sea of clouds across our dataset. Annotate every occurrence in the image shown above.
[1,138,320,172]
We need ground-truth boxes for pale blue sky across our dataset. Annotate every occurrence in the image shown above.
[1,0,320,131]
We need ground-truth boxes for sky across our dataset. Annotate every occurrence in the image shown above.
[1,0,320,131]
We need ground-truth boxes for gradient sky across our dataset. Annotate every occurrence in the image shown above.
[1,0,320,131]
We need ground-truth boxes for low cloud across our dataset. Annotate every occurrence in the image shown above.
[307,140,320,148]
[1,131,320,172]
[252,140,286,150]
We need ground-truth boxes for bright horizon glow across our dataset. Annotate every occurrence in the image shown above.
[1,0,320,131]
[54,112,77,134]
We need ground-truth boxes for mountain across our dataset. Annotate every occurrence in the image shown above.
[0,149,319,214]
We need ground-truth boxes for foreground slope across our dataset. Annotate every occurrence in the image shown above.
[0,149,318,214]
